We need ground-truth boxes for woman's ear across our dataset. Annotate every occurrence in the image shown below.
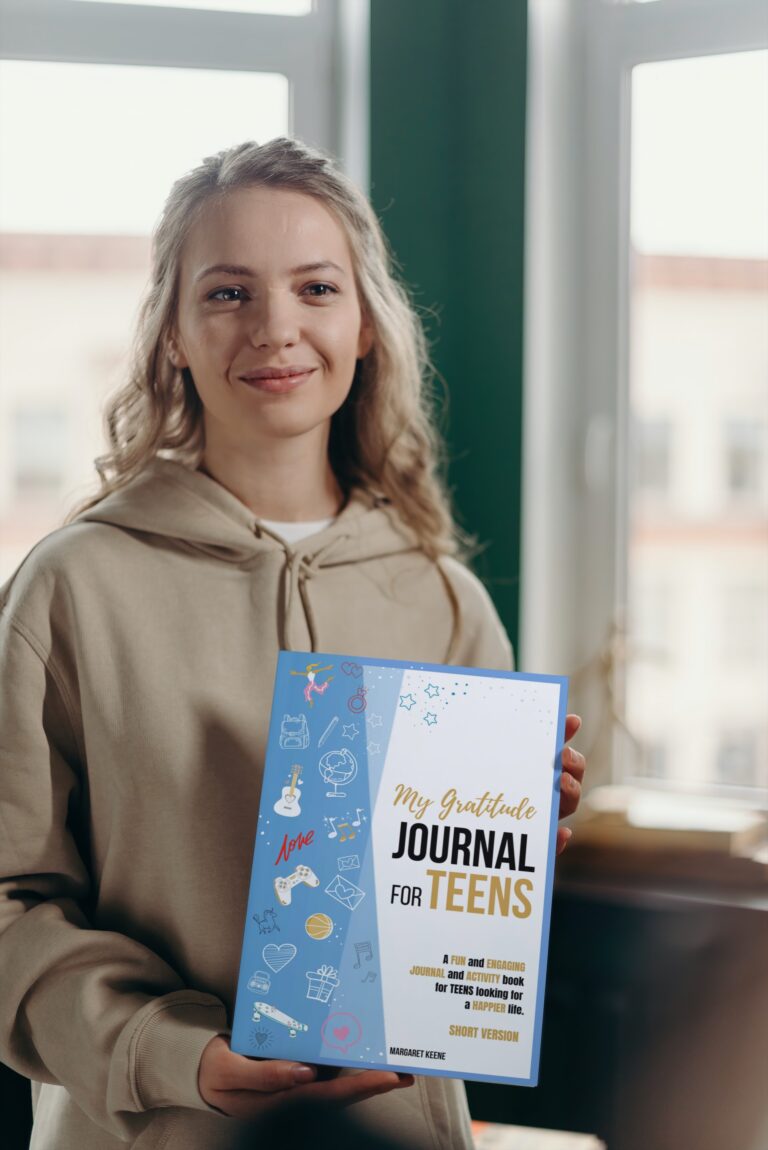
[166,334,188,370]
[357,317,375,359]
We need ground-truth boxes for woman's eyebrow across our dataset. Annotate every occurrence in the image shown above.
[194,260,347,282]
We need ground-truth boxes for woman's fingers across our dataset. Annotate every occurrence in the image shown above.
[559,768,582,819]
[562,744,586,784]
[564,713,582,743]
[559,716,586,833]
[200,1039,315,1096]
[298,1070,415,1108]
[556,827,573,856]
[207,1069,414,1120]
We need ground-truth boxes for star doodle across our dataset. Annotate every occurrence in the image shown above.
[423,712,438,727]
[367,713,383,727]
[366,742,381,755]
[342,724,359,740]
[424,683,441,699]
[399,694,417,711]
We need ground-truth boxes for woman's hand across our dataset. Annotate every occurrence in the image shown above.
[198,1036,414,1119]
[557,714,585,855]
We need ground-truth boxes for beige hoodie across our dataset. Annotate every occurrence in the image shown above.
[0,459,514,1150]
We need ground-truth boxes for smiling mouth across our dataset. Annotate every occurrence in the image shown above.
[239,369,317,394]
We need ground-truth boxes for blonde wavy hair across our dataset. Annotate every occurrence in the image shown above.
[67,136,467,559]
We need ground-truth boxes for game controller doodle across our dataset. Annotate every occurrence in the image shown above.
[251,1001,308,1037]
[274,864,320,907]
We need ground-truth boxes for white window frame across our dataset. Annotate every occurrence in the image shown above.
[0,0,370,191]
[522,0,768,790]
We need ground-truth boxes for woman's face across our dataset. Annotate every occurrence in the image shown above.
[169,185,373,454]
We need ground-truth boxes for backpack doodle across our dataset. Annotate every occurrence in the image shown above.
[279,713,310,750]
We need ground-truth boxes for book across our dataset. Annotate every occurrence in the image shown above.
[231,650,568,1086]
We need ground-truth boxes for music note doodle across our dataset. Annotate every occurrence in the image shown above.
[353,941,373,968]
[361,971,377,984]
[352,807,366,827]
[325,816,338,839]
[338,822,355,843]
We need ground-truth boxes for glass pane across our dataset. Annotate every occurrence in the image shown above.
[73,1,312,13]
[625,51,768,796]
[0,60,289,581]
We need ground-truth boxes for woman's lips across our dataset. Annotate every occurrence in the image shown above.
[240,369,316,394]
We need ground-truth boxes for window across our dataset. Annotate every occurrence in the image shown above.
[73,0,312,11]
[634,741,668,781]
[721,585,768,664]
[12,408,69,497]
[725,419,766,501]
[716,731,761,788]
[523,0,768,806]
[0,0,364,584]
[633,418,671,497]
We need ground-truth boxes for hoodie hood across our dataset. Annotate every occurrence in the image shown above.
[75,458,459,655]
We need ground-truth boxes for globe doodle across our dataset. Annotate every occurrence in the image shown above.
[318,747,358,798]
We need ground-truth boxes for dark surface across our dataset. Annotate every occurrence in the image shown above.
[0,1060,31,1150]
[465,881,768,1150]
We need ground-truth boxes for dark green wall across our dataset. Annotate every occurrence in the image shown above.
[369,0,527,656]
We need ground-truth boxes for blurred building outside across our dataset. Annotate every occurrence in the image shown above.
[1,232,766,798]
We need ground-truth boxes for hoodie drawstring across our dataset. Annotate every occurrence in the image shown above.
[281,536,350,653]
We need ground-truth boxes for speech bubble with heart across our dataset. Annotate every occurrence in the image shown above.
[321,1011,362,1054]
[263,943,297,973]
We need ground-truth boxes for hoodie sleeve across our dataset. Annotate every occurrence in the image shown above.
[0,611,229,1141]
[439,557,515,672]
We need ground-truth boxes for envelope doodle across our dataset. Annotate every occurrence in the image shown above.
[324,873,365,911]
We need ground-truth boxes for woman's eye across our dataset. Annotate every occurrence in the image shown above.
[303,282,338,298]
[209,287,244,302]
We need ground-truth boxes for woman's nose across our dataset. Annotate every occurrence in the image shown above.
[248,289,299,348]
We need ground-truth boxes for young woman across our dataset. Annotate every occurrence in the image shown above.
[0,138,585,1150]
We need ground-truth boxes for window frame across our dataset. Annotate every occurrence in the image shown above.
[0,0,370,190]
[522,0,768,798]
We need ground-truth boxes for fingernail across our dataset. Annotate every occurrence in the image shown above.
[563,828,573,842]
[292,1065,316,1084]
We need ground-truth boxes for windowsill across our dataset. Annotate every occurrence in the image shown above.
[555,838,768,912]
[557,784,768,907]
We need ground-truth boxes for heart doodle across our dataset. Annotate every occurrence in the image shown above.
[333,1026,350,1041]
[341,661,362,678]
[263,943,297,973]
[252,1031,269,1048]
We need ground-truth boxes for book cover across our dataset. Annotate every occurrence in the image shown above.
[231,650,568,1086]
